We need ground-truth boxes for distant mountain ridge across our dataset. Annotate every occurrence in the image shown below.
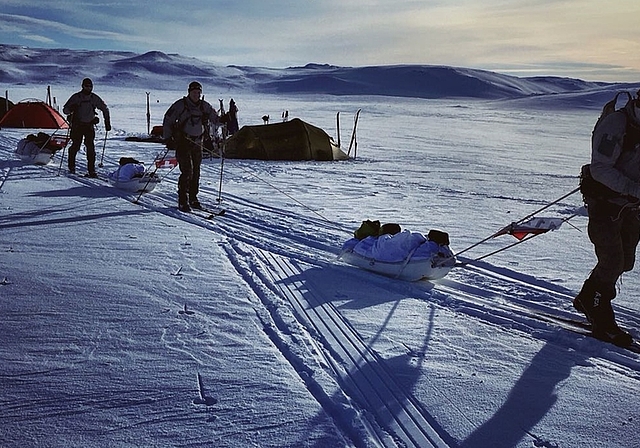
[0,44,636,100]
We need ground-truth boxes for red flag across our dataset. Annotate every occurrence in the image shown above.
[155,150,177,168]
[495,217,564,241]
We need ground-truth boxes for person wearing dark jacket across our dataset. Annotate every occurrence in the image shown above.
[227,98,239,135]
[163,81,219,212]
[575,91,640,347]
[62,78,111,176]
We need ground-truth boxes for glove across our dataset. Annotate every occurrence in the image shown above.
[165,136,176,149]
[105,121,112,132]
[91,116,100,125]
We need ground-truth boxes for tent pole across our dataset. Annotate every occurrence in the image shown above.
[347,108,361,157]
[146,92,150,135]
[336,112,341,148]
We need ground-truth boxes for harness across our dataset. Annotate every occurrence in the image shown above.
[174,97,210,139]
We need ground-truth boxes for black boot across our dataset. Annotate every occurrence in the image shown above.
[178,190,190,212]
[189,198,202,210]
[574,279,633,347]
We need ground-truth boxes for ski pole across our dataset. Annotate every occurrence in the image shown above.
[98,131,108,167]
[217,124,227,203]
[56,125,72,176]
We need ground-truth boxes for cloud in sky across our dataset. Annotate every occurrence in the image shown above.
[1,0,639,82]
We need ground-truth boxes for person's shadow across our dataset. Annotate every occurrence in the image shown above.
[460,342,586,448]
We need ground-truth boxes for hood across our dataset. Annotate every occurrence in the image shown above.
[624,93,640,128]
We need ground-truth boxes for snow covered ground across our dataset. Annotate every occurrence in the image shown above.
[2,78,640,448]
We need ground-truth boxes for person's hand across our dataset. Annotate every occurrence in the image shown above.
[105,121,112,132]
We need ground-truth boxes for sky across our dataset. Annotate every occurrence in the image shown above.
[1,0,639,82]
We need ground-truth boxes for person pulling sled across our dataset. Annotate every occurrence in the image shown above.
[163,81,220,212]
[62,78,111,177]
[575,90,640,347]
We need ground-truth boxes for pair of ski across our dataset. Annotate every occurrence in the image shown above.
[529,309,640,354]
[182,205,226,220]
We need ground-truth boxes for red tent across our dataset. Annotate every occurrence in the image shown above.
[0,100,69,129]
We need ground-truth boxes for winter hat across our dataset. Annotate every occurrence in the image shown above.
[82,78,93,87]
[188,81,202,92]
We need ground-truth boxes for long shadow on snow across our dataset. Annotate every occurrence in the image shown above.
[0,207,153,230]
[27,185,115,199]
[460,342,589,448]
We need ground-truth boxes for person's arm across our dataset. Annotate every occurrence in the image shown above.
[62,93,78,116]
[96,96,111,131]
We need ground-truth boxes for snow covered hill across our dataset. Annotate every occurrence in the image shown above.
[2,44,637,100]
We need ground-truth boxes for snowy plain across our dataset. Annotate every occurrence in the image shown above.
[2,52,640,448]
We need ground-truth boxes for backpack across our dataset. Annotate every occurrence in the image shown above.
[354,220,381,240]
[427,229,450,246]
[581,91,635,200]
[119,156,141,166]
[171,97,212,138]
[591,91,632,136]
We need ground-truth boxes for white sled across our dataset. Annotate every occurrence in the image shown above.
[108,173,160,193]
[108,162,160,193]
[17,149,55,165]
[15,134,69,165]
[340,250,455,281]
[339,230,456,281]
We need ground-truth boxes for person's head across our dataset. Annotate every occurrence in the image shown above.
[82,78,93,92]
[188,81,202,101]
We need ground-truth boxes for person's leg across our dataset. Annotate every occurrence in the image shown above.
[67,127,83,173]
[84,126,96,175]
[176,141,193,211]
[574,199,632,346]
[189,145,203,207]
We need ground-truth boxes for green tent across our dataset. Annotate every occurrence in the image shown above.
[224,118,343,161]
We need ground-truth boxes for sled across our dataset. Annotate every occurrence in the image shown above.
[108,172,160,193]
[15,134,70,165]
[339,249,455,281]
[339,229,456,281]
